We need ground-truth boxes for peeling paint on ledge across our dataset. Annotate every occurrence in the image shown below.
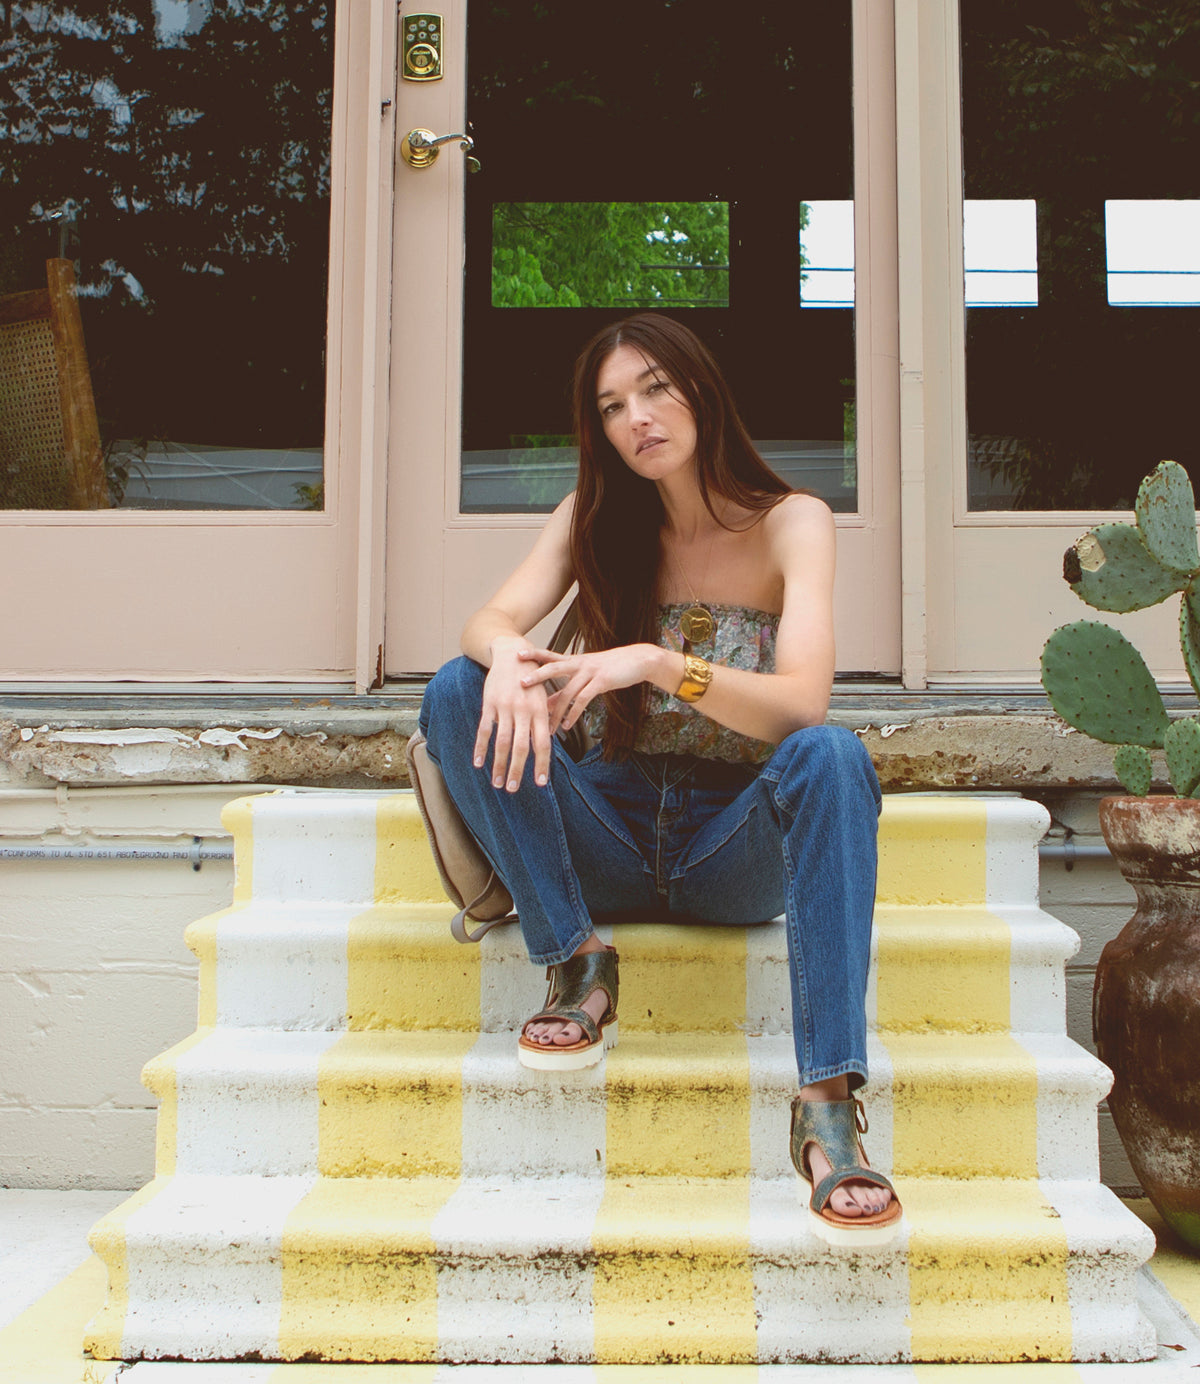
[0,712,1163,792]
[0,720,411,790]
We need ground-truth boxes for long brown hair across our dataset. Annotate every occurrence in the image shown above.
[569,313,791,756]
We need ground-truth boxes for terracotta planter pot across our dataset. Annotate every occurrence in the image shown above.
[1096,795,1200,1252]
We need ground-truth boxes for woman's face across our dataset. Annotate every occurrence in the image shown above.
[595,344,698,483]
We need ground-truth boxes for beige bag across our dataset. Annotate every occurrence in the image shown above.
[406,599,590,944]
[406,729,514,943]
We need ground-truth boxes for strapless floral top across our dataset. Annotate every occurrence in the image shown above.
[585,601,780,764]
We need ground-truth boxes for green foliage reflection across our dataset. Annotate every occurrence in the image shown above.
[492,202,729,308]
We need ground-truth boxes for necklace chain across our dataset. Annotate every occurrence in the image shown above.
[667,529,717,647]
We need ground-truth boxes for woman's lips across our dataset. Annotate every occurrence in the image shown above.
[636,436,666,454]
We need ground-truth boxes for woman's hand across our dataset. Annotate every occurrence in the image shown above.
[475,638,554,792]
[518,643,666,735]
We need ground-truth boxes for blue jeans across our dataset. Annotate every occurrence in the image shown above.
[419,656,881,1090]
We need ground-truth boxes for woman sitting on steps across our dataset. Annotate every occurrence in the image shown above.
[418,312,900,1246]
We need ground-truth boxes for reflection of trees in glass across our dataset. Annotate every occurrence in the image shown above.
[963,1,1200,511]
[1,2,332,499]
[491,202,730,308]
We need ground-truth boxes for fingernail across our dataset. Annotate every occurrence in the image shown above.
[507,779,519,792]
[474,756,483,768]
[493,777,503,788]
[536,774,547,786]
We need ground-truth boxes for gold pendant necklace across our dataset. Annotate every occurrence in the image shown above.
[679,604,714,644]
[668,531,717,646]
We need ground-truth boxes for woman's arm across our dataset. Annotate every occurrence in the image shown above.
[519,493,837,745]
[461,495,576,791]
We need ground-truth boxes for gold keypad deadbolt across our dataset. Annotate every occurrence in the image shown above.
[402,12,443,81]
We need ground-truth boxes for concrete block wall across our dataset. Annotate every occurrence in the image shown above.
[0,786,249,1189]
[0,782,1144,1192]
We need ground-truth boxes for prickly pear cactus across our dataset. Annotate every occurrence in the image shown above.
[1165,717,1200,796]
[1181,590,1200,701]
[1135,460,1200,575]
[1114,743,1153,796]
[1041,621,1169,747]
[1063,523,1185,613]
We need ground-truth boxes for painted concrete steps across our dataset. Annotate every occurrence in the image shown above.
[144,1027,1109,1182]
[89,1172,1153,1365]
[216,790,1046,912]
[84,790,1158,1365]
[186,902,1078,1038]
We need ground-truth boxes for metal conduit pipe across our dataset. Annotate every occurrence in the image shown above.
[0,839,232,870]
[1038,839,1112,867]
[0,839,1110,870]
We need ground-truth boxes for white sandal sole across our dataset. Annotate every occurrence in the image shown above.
[517,1020,618,1071]
[796,1172,902,1247]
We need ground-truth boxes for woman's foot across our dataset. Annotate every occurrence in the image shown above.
[516,936,619,1071]
[797,1077,893,1220]
[523,933,610,1048]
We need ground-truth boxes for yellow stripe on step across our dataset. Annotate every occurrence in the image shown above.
[878,798,988,907]
[222,795,256,904]
[316,1030,477,1178]
[346,905,481,1031]
[376,794,454,905]
[140,1026,214,1177]
[604,1033,752,1179]
[594,925,756,1362]
[279,1177,458,1363]
[592,1177,757,1365]
[885,1032,1039,1178]
[874,906,1011,1033]
[83,1177,172,1361]
[617,922,749,1033]
[184,904,245,1029]
[904,1179,1072,1362]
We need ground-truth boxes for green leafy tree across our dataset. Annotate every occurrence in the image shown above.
[492,201,731,308]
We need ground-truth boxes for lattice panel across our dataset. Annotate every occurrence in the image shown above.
[0,317,71,509]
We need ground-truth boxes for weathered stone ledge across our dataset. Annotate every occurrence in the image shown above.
[0,699,1153,792]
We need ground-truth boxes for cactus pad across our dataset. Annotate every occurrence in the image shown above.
[1114,743,1153,796]
[1041,620,1169,747]
[1135,460,1200,575]
[1064,523,1184,612]
[1181,588,1200,701]
[1166,717,1200,797]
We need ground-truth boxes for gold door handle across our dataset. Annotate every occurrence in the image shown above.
[401,128,479,171]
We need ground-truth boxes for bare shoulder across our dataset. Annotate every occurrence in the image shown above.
[547,489,578,532]
[762,492,835,554]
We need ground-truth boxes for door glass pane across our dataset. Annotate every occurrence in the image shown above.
[962,2,1200,511]
[1106,200,1200,306]
[462,1,855,515]
[492,203,730,309]
[0,2,332,512]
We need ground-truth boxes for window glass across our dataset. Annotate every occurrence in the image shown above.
[965,200,1038,307]
[461,1,855,515]
[961,2,1200,511]
[492,203,730,309]
[0,1,332,511]
[800,200,854,309]
[1106,200,1200,306]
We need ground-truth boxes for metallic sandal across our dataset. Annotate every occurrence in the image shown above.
[790,1096,903,1247]
[517,944,619,1071]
